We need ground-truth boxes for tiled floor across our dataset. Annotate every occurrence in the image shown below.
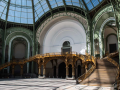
[0,78,113,90]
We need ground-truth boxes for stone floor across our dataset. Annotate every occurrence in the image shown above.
[0,78,113,90]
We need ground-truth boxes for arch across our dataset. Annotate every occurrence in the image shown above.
[92,4,113,27]
[6,27,32,36]
[62,41,71,54]
[63,41,70,47]
[45,58,65,66]
[68,64,72,77]
[42,19,86,54]
[77,65,81,77]
[8,35,30,73]
[99,17,115,58]
[58,62,66,78]
[36,13,87,39]
[46,61,53,77]
[93,4,115,57]
[106,34,118,53]
[6,31,32,45]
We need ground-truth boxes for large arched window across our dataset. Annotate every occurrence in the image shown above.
[62,41,71,54]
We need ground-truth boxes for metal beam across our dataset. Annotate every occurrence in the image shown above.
[90,0,94,7]
[81,0,94,56]
[62,0,67,12]
[46,0,52,10]
[46,0,53,16]
[98,0,100,3]
[81,0,89,11]
[31,0,36,73]
[2,0,11,64]
[31,0,36,55]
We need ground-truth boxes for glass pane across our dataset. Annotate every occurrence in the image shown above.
[21,18,27,23]
[15,17,20,23]
[7,0,33,24]
[8,16,14,22]
[91,0,99,7]
[87,2,93,10]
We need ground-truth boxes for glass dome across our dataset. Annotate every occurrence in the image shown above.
[0,0,103,24]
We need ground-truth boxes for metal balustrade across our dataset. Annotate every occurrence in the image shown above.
[0,51,119,89]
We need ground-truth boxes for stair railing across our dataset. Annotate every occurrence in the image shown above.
[76,55,96,84]
[105,52,119,90]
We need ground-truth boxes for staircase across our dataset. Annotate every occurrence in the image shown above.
[80,55,118,87]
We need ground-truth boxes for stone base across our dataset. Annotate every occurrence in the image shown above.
[66,76,75,80]
[66,77,75,80]
[38,75,45,79]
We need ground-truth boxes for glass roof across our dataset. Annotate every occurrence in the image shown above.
[84,0,103,10]
[0,0,103,24]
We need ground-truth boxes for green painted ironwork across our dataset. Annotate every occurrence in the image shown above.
[93,6,114,58]
[2,0,10,64]
[111,0,120,67]
[36,11,88,41]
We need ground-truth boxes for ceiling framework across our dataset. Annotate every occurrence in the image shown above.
[0,0,107,27]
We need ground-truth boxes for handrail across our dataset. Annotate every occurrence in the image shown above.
[0,52,88,71]
[113,77,120,90]
[76,55,96,83]
[104,52,119,90]
[76,51,119,86]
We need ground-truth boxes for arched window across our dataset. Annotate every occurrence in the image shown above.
[62,41,71,54]
[63,41,70,47]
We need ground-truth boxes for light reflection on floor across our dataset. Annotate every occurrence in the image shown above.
[0,78,113,90]
[0,78,76,90]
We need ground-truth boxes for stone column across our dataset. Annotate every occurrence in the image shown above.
[38,66,41,78]
[76,66,77,78]
[12,65,15,78]
[56,66,58,78]
[20,65,23,78]
[66,65,68,79]
[72,65,75,79]
[85,64,88,73]
[43,66,46,78]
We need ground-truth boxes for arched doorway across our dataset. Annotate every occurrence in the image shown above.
[13,42,26,59]
[62,41,71,54]
[58,62,66,78]
[106,35,117,53]
[46,61,52,77]
[77,65,81,77]
[54,66,56,78]
[68,64,72,77]
[8,35,30,73]
[42,19,86,54]
[14,65,21,76]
